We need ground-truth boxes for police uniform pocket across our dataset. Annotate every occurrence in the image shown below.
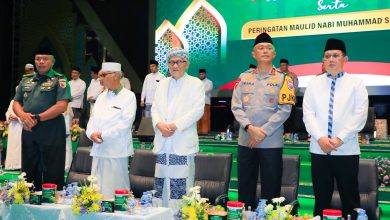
[263,93,277,108]
[242,93,254,107]
[22,86,33,100]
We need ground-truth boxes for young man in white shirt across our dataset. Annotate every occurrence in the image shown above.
[68,66,86,120]
[86,62,136,198]
[86,66,103,117]
[151,48,205,212]
[303,38,368,219]
[140,60,165,117]
[197,68,213,134]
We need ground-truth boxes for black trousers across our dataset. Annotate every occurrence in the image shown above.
[311,153,360,219]
[22,115,66,190]
[72,107,82,119]
[238,145,283,209]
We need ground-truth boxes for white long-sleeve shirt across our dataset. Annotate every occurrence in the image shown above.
[69,78,86,108]
[120,77,131,91]
[141,71,165,104]
[201,78,213,105]
[87,78,103,101]
[86,88,136,158]
[303,72,368,155]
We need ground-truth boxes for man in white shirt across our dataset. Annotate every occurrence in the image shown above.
[87,66,103,117]
[303,38,368,219]
[197,68,213,134]
[141,60,165,117]
[68,66,86,120]
[86,62,136,199]
[120,70,131,90]
[152,48,205,212]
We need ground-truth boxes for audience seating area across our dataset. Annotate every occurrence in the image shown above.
[68,131,386,219]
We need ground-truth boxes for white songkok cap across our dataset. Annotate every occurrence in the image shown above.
[101,62,121,72]
[25,64,34,69]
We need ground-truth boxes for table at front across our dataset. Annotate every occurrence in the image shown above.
[1,203,173,220]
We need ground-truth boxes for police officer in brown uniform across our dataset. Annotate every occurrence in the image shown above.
[13,47,71,190]
[231,33,295,208]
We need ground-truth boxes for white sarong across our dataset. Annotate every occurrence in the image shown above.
[91,156,130,199]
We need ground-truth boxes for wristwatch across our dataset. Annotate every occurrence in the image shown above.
[244,124,251,132]
[33,114,41,122]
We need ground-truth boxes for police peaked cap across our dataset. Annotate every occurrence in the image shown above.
[324,38,347,55]
[254,32,273,46]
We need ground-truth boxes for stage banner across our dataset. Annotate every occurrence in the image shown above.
[155,0,390,95]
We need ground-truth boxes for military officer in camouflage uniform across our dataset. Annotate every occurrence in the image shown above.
[231,32,295,208]
[13,47,71,190]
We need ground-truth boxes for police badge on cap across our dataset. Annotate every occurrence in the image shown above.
[324,38,347,55]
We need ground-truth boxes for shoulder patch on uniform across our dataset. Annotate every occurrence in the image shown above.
[278,75,295,105]
[270,68,276,75]
[59,79,67,88]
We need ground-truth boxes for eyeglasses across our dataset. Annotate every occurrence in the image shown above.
[99,72,114,78]
[168,60,186,66]
[324,53,344,59]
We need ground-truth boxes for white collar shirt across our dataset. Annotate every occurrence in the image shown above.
[86,88,137,158]
[87,78,103,100]
[69,78,86,108]
[141,71,165,104]
[303,72,368,155]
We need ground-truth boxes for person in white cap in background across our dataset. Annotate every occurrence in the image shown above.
[86,62,136,198]
[23,63,35,77]
[5,87,23,170]
[152,48,205,212]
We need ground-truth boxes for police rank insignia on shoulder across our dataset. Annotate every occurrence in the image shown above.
[59,79,67,88]
[278,75,295,105]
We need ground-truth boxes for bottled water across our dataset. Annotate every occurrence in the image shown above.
[256,199,267,220]
[356,209,368,220]
[226,125,233,141]
[71,182,79,196]
[140,192,151,215]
